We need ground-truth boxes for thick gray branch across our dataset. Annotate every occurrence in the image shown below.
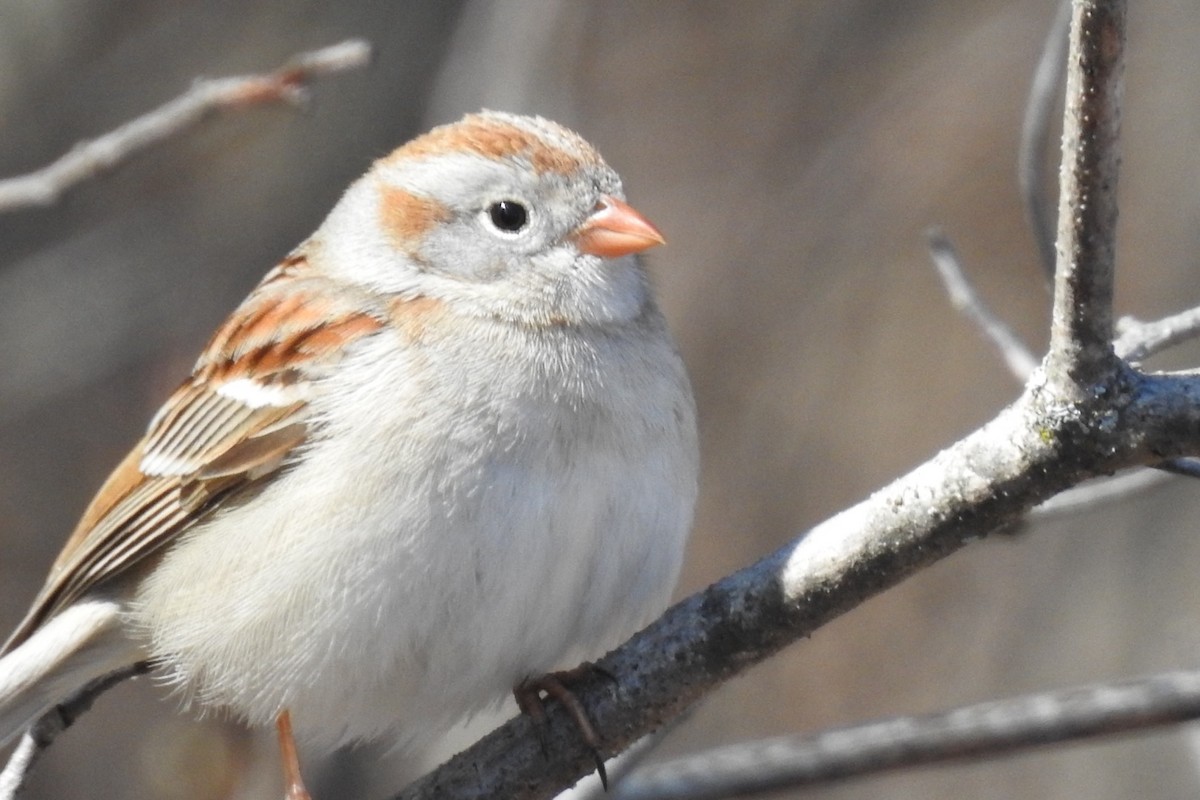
[395,358,1200,799]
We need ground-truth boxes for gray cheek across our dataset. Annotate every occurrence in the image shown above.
[418,224,494,280]
[473,256,513,282]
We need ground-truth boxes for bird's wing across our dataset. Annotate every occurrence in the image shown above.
[2,257,385,654]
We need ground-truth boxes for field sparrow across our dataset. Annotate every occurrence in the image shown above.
[0,111,698,797]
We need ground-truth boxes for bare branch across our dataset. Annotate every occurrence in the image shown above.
[1045,0,1125,387]
[612,670,1200,800]
[392,365,1200,798]
[1115,308,1200,362]
[1018,0,1071,282]
[926,228,1038,381]
[0,664,146,800]
[0,39,371,213]
[0,735,35,800]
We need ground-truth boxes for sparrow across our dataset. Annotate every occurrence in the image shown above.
[0,111,698,798]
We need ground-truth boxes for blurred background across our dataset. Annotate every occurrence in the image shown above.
[2,1,1200,798]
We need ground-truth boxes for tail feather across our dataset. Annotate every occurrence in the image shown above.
[0,600,140,749]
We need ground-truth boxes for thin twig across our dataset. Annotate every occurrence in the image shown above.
[0,736,35,799]
[1018,0,1071,283]
[926,228,1039,381]
[1115,308,1200,362]
[0,39,371,213]
[1030,467,1170,517]
[0,664,146,800]
[612,670,1200,800]
[1045,0,1125,388]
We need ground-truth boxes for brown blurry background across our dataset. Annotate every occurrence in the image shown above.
[3,2,1200,798]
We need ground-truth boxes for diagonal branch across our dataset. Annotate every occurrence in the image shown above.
[0,39,371,213]
[926,228,1039,381]
[394,363,1200,799]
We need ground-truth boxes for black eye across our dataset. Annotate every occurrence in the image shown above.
[488,200,528,232]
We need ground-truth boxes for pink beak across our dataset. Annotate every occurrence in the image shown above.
[572,195,666,258]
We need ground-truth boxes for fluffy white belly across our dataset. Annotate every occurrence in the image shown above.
[131,324,697,750]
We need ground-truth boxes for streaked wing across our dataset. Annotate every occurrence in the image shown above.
[2,257,385,653]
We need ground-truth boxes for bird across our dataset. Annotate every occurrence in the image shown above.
[0,110,698,798]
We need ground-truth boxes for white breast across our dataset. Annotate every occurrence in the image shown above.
[132,310,698,752]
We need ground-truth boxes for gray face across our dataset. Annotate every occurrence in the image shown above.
[317,112,652,328]
[417,154,625,285]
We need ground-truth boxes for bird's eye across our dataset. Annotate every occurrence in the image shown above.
[488,200,528,232]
